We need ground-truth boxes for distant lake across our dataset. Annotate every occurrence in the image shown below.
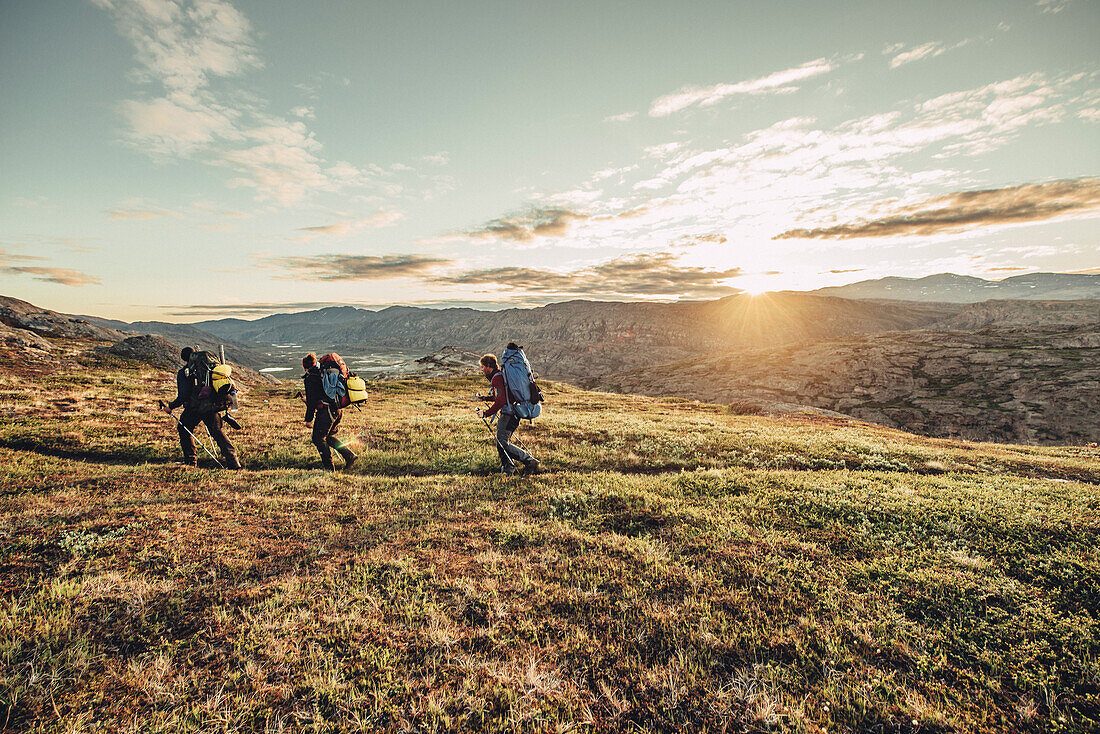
[257,346,427,378]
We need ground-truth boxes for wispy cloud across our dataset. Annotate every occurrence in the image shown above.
[105,205,183,220]
[0,249,100,287]
[467,208,588,242]
[885,39,971,69]
[296,211,403,236]
[774,178,1100,239]
[444,252,743,299]
[94,0,384,206]
[262,253,451,281]
[1037,0,1074,13]
[649,58,839,117]
[603,111,637,123]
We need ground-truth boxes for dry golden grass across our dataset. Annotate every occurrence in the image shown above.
[0,341,1097,732]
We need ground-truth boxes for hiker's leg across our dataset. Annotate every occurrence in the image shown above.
[312,407,335,470]
[499,414,532,465]
[177,409,200,465]
[202,412,242,469]
[325,410,357,465]
[496,414,531,472]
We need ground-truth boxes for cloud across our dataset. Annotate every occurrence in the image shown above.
[294,211,404,238]
[420,152,449,165]
[671,234,727,248]
[467,208,588,242]
[1037,0,1073,13]
[603,112,637,123]
[92,0,260,95]
[823,268,864,274]
[95,0,382,206]
[773,178,1100,239]
[262,253,451,281]
[987,266,1029,272]
[105,205,183,220]
[886,42,947,69]
[0,248,100,286]
[444,252,743,299]
[649,58,838,117]
[885,39,971,69]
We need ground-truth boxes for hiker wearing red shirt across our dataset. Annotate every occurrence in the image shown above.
[302,352,357,471]
[477,353,539,476]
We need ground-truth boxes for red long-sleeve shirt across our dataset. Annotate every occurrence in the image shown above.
[482,371,508,418]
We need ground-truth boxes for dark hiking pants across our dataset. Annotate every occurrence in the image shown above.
[312,405,356,471]
[496,413,533,474]
[178,408,241,468]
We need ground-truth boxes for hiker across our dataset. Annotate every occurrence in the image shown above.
[302,352,358,471]
[477,351,539,476]
[159,346,242,469]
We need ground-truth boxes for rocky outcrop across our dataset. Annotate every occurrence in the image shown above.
[589,325,1100,445]
[0,296,129,341]
[107,334,267,384]
[932,299,1099,330]
[0,321,54,354]
[374,346,483,380]
[108,334,181,370]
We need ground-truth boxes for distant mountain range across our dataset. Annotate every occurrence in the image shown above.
[191,295,963,380]
[3,286,1098,444]
[809,272,1100,302]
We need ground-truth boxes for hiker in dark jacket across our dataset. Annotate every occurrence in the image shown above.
[302,352,357,471]
[478,352,539,476]
[159,346,242,469]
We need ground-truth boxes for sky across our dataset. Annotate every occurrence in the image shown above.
[1,0,1097,321]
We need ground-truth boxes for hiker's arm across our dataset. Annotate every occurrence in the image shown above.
[166,371,187,411]
[483,374,507,417]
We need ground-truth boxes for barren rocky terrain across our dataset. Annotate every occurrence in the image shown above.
[589,325,1100,445]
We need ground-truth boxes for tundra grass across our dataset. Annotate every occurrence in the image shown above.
[0,349,1097,732]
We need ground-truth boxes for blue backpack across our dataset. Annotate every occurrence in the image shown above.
[500,344,543,420]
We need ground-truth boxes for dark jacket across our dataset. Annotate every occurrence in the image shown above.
[303,366,331,422]
[167,367,192,411]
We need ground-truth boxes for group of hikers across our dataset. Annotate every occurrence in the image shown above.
[158,343,542,475]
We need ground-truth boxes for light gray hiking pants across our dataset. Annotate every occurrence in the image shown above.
[496,413,532,473]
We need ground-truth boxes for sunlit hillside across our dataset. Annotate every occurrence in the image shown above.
[1,341,1097,732]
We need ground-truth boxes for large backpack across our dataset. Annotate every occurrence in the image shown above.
[319,352,368,409]
[185,350,221,411]
[500,344,542,420]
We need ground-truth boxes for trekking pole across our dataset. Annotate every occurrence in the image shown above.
[477,410,511,458]
[160,405,225,469]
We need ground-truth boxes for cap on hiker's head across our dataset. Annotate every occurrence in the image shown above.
[180,346,194,362]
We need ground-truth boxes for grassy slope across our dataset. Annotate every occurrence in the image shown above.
[0,345,1097,733]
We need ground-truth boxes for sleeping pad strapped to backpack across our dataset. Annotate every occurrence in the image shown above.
[319,352,368,409]
[185,350,236,412]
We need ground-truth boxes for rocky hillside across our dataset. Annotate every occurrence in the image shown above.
[106,334,271,384]
[811,272,1100,302]
[197,294,962,380]
[1,296,129,342]
[75,314,272,370]
[589,325,1100,445]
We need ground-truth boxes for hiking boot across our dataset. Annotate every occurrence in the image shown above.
[521,458,541,476]
[342,453,358,470]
